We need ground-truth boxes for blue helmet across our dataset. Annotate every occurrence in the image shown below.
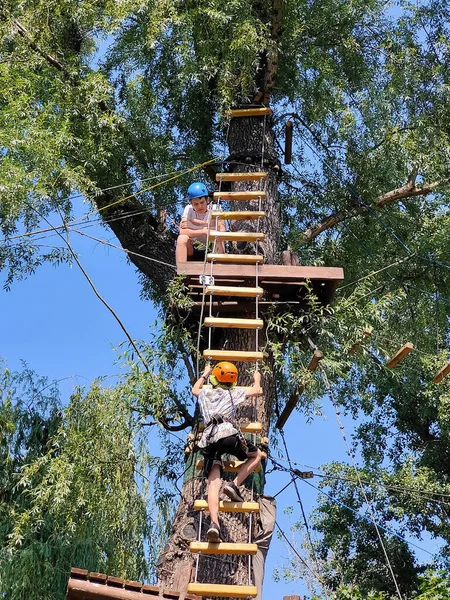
[187,182,209,200]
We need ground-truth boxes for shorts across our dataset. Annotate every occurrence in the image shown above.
[201,434,258,477]
[190,246,206,261]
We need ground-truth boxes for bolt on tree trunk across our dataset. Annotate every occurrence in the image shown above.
[156,115,281,596]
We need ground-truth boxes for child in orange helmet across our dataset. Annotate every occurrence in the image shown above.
[192,362,262,542]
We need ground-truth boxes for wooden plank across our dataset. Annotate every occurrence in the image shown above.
[177,262,344,282]
[142,584,160,595]
[386,342,414,369]
[210,231,265,242]
[203,349,264,362]
[206,285,263,297]
[214,191,266,201]
[187,583,258,598]
[207,253,264,264]
[276,350,323,429]
[211,211,265,221]
[227,107,272,118]
[349,328,372,355]
[308,350,323,371]
[70,568,89,580]
[196,459,262,473]
[193,500,260,513]
[241,422,262,433]
[204,317,264,329]
[90,573,108,584]
[107,576,126,588]
[190,542,258,555]
[433,362,450,384]
[216,172,268,182]
[67,579,144,600]
[125,581,142,591]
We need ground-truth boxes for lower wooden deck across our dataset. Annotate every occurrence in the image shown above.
[177,262,344,311]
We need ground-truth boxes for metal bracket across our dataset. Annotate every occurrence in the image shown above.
[199,275,214,286]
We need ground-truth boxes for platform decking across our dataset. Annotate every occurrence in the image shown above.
[177,262,344,309]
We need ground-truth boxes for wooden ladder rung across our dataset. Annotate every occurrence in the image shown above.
[386,343,414,369]
[203,349,264,362]
[241,422,262,433]
[187,583,258,598]
[204,317,264,329]
[207,253,264,264]
[196,459,262,473]
[190,542,258,555]
[433,362,450,384]
[210,231,265,243]
[193,500,260,513]
[215,172,268,182]
[227,107,272,118]
[213,191,266,201]
[211,211,265,221]
[205,285,263,297]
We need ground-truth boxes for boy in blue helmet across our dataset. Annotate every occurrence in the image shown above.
[176,182,225,263]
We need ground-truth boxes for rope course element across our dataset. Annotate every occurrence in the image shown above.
[319,364,404,600]
[1,155,224,245]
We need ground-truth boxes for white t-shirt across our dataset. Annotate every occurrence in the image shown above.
[182,204,210,231]
[197,387,247,447]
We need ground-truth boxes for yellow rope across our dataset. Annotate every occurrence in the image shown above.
[3,155,224,242]
[67,155,224,227]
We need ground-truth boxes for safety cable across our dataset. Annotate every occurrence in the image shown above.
[278,429,328,597]
[1,155,224,245]
[274,521,329,590]
[296,128,450,276]
[300,477,446,564]
[319,364,404,600]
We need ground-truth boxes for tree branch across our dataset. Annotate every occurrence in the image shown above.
[301,175,448,244]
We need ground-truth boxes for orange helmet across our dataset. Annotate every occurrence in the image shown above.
[212,362,238,386]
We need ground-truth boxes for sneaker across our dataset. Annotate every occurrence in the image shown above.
[223,482,245,502]
[207,523,221,543]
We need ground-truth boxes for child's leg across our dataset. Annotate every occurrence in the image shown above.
[176,234,193,263]
[215,220,226,254]
[207,463,222,526]
[234,449,262,487]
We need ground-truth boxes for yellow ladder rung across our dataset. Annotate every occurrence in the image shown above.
[214,191,266,201]
[227,107,272,118]
[207,253,264,264]
[193,500,260,513]
[187,583,258,598]
[196,459,261,473]
[205,285,263,297]
[203,349,264,362]
[204,317,264,330]
[210,231,265,243]
[190,542,258,555]
[215,172,268,182]
[211,211,265,221]
[241,422,262,433]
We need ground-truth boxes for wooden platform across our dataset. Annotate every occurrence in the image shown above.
[66,568,201,600]
[177,262,343,309]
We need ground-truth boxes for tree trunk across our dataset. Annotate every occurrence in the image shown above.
[156,115,281,596]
